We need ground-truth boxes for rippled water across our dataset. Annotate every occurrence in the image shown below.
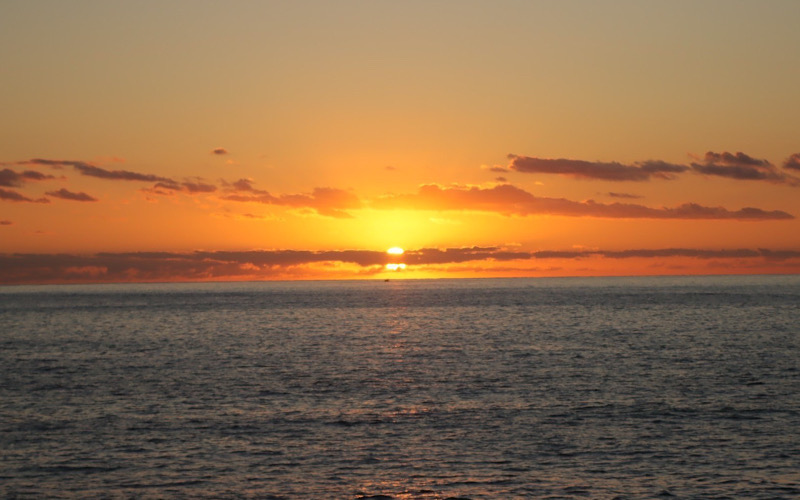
[1,275,799,499]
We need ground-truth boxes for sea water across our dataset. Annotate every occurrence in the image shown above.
[1,275,799,499]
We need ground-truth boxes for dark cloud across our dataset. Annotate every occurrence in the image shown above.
[508,154,689,181]
[74,164,174,182]
[211,148,228,155]
[0,250,389,284]
[530,248,800,261]
[403,247,531,265]
[223,178,267,194]
[691,151,799,186]
[408,247,800,264]
[489,166,509,173]
[23,159,174,183]
[0,188,50,203]
[20,158,90,170]
[223,187,362,218]
[372,183,793,220]
[531,248,757,259]
[783,153,800,172]
[152,180,218,194]
[182,182,217,193]
[702,151,769,167]
[0,220,11,226]
[0,168,55,187]
[45,188,98,202]
[2,246,799,284]
[508,151,800,186]
[495,176,508,182]
[608,192,643,199]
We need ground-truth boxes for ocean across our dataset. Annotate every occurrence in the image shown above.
[1,275,799,499]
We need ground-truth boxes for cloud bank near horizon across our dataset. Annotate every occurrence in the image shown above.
[2,247,799,284]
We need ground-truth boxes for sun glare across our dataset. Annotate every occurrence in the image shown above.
[386,263,407,271]
[387,247,404,255]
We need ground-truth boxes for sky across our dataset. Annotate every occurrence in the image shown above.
[2,0,800,283]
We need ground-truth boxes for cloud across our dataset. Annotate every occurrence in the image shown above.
[211,148,229,155]
[480,164,509,173]
[182,182,217,193]
[531,248,759,259]
[2,246,799,284]
[508,151,800,186]
[0,249,390,284]
[223,178,267,194]
[372,183,793,220]
[0,168,55,187]
[783,153,800,172]
[690,151,800,186]
[403,247,531,265]
[223,186,362,218]
[23,159,174,183]
[18,158,89,170]
[0,188,50,203]
[495,176,508,182]
[407,247,800,263]
[45,188,98,202]
[608,192,643,199]
[508,154,689,181]
[0,220,11,226]
[152,180,218,194]
[701,151,769,167]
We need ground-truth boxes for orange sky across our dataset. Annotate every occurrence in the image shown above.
[2,1,800,284]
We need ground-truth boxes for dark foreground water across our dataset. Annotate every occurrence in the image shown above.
[1,275,799,499]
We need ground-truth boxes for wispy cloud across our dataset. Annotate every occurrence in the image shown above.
[690,151,800,186]
[223,178,267,194]
[403,247,531,265]
[152,180,218,194]
[45,188,98,202]
[507,154,688,181]
[223,186,362,218]
[783,153,800,172]
[508,151,800,186]
[0,220,12,226]
[607,192,643,199]
[372,183,793,220]
[22,159,174,183]
[0,188,50,203]
[0,168,55,187]
[211,148,228,155]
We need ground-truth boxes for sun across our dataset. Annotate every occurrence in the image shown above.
[385,247,406,271]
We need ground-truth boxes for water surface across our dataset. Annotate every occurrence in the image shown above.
[1,276,799,498]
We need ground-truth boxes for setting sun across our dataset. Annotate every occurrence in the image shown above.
[387,247,404,255]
